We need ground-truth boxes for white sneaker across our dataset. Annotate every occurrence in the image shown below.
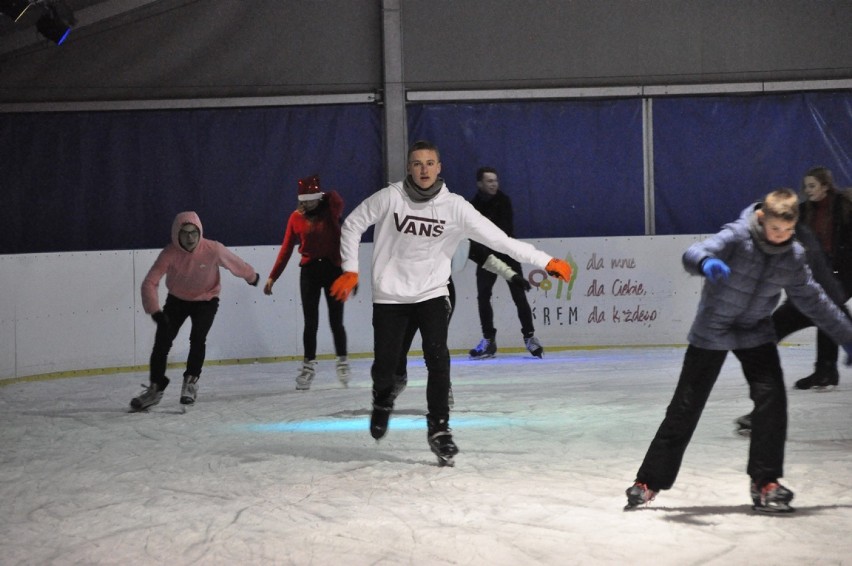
[336,356,350,387]
[296,360,317,390]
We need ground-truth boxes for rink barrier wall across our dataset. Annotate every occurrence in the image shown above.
[0,235,818,382]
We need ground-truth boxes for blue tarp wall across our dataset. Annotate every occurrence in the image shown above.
[0,104,384,254]
[2,91,851,254]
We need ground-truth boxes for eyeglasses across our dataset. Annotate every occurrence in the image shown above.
[179,229,200,237]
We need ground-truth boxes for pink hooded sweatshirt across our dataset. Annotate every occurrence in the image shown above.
[141,211,257,314]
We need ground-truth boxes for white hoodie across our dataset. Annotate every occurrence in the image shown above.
[340,181,552,304]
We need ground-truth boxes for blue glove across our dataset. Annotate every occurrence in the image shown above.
[842,344,852,366]
[701,258,731,284]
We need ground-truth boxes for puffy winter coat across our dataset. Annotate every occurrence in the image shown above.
[682,203,852,350]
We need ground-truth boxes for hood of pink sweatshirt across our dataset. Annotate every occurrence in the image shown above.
[172,211,203,250]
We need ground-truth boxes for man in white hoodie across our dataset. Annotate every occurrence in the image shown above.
[331,140,572,465]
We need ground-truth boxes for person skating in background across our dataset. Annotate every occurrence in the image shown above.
[330,140,571,466]
[265,175,349,390]
[132,211,259,410]
[468,167,543,359]
[624,189,852,513]
[789,166,852,390]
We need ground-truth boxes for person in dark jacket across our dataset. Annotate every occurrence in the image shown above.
[789,166,852,390]
[468,167,542,359]
[624,189,852,514]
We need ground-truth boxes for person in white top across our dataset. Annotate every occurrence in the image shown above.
[331,140,572,465]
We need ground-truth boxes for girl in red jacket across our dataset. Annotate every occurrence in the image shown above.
[265,176,349,390]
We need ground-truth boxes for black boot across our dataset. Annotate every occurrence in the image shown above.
[426,414,459,466]
[794,363,839,390]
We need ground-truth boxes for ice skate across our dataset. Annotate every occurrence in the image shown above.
[296,360,317,391]
[735,413,752,437]
[794,364,838,391]
[336,356,351,387]
[524,335,544,358]
[469,337,496,360]
[427,416,459,466]
[751,481,795,514]
[180,375,199,405]
[129,377,169,411]
[370,402,392,440]
[624,481,657,510]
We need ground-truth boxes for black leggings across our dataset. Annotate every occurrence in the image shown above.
[300,259,347,360]
[149,294,219,386]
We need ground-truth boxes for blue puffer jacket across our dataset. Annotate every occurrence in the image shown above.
[683,203,852,351]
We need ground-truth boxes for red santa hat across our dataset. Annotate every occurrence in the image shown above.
[297,175,324,201]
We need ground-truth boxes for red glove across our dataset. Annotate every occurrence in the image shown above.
[545,258,572,282]
[331,271,359,302]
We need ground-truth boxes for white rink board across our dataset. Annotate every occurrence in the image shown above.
[0,235,821,380]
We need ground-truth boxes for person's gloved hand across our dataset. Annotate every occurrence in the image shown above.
[701,258,731,283]
[510,273,532,292]
[331,272,359,302]
[842,343,852,366]
[249,273,260,286]
[545,258,572,282]
[151,311,169,327]
[263,278,275,295]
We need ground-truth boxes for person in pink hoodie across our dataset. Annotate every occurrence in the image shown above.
[131,211,259,411]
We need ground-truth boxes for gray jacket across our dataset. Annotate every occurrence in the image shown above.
[683,203,852,350]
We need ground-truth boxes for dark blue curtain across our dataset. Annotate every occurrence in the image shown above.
[407,99,645,238]
[0,104,383,253]
[654,91,852,234]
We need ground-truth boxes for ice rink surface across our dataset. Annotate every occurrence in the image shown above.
[2,346,851,565]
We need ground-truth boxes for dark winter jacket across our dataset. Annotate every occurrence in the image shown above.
[799,190,852,297]
[682,203,852,351]
[469,190,515,265]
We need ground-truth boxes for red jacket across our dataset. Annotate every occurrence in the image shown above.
[268,191,344,281]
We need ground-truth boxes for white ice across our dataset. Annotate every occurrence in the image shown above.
[2,346,852,565]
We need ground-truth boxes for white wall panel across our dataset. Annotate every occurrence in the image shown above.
[1,235,820,381]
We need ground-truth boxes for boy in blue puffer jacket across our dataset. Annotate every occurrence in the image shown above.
[624,188,852,513]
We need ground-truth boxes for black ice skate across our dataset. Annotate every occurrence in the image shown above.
[794,365,839,391]
[734,413,752,437]
[129,377,170,412]
[624,481,657,510]
[751,481,795,514]
[469,337,496,360]
[370,403,392,440]
[427,416,459,467]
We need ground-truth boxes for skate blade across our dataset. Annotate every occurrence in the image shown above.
[752,503,795,514]
[436,455,455,467]
[469,354,495,360]
[736,428,751,437]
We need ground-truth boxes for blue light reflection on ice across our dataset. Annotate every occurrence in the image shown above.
[244,415,517,434]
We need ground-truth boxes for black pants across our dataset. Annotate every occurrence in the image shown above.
[636,343,787,490]
[300,259,347,360]
[373,296,452,419]
[773,300,840,368]
[476,257,534,339]
[150,294,219,386]
[396,279,456,376]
